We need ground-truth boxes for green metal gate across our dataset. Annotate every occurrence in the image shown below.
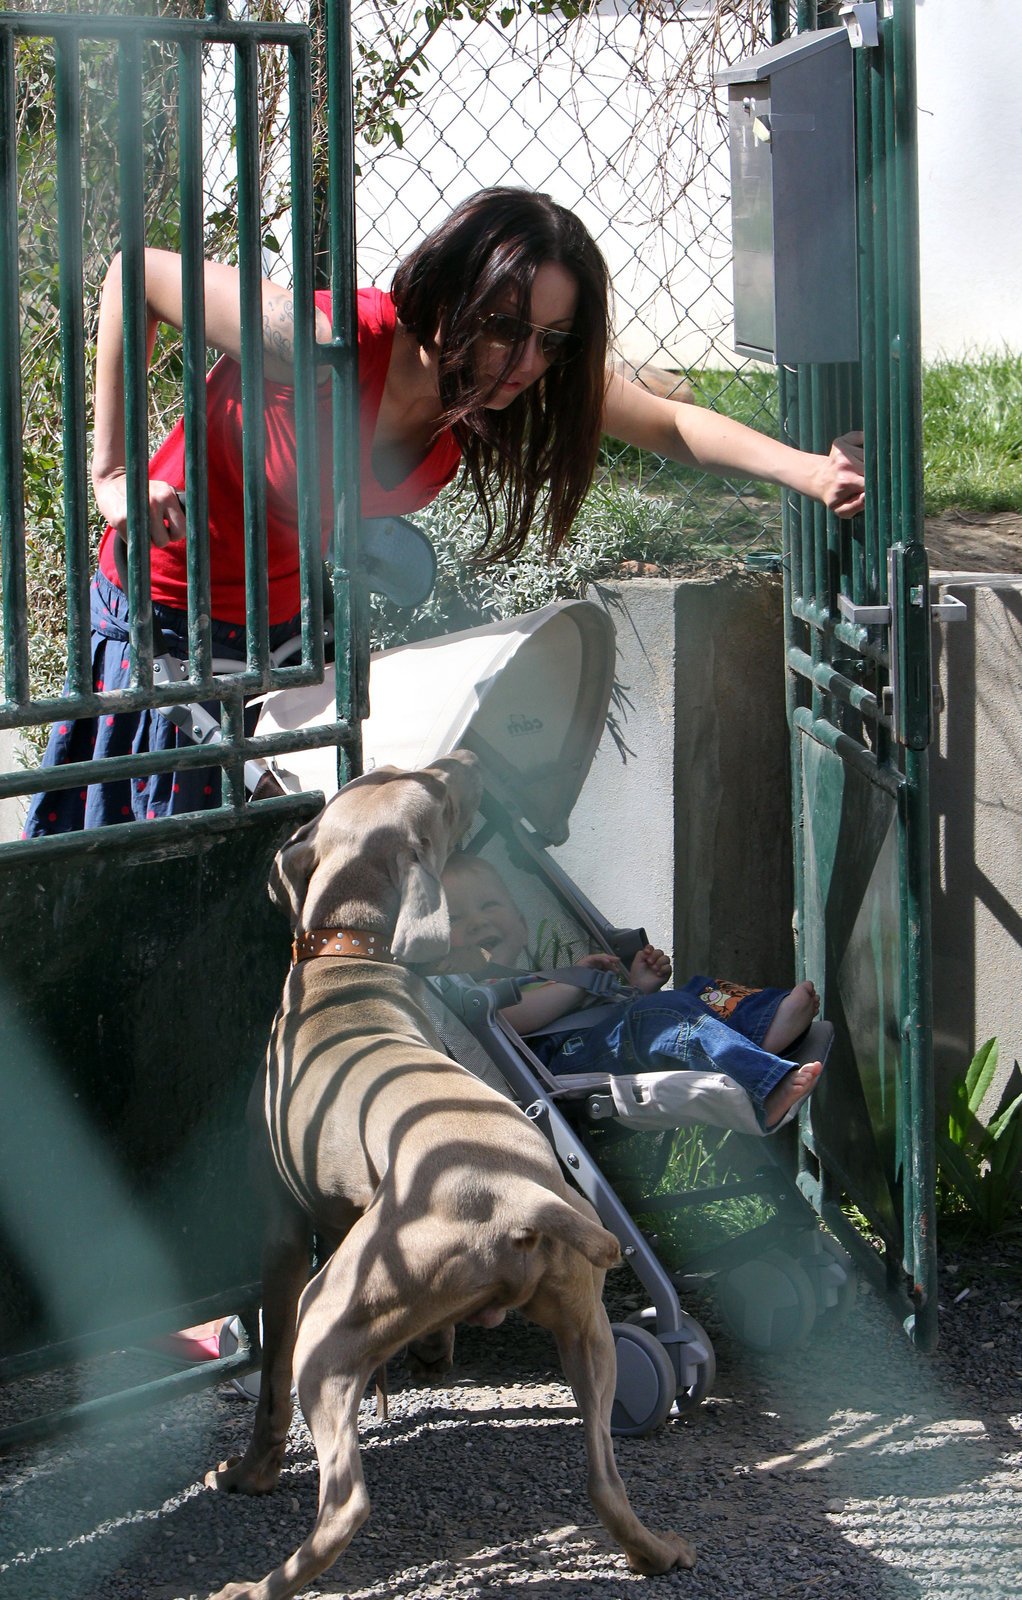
[775,0,938,1346]
[0,0,363,1441]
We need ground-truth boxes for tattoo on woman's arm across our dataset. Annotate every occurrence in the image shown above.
[262,296,296,364]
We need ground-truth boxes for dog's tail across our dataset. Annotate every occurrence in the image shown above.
[511,1183,621,1269]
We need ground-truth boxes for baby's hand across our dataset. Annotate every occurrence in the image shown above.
[629,945,672,993]
[577,952,627,977]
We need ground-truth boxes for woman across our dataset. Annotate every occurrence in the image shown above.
[25,187,864,835]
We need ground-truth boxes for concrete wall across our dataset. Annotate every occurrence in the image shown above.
[551,574,795,991]
[931,575,1022,1111]
[556,572,1022,1118]
[915,0,1022,360]
[0,730,25,843]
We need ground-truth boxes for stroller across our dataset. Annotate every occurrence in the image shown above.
[256,598,855,1435]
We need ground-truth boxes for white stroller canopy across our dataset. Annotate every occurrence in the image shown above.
[256,598,616,844]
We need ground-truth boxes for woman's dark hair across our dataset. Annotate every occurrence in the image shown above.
[391,187,610,561]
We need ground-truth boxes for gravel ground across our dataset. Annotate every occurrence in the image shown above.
[1,1241,1020,1600]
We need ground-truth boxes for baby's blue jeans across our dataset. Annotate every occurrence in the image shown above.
[532,982,798,1126]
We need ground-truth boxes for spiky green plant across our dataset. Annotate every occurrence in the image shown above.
[936,1038,1022,1239]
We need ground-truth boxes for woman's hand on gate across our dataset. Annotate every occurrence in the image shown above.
[93,473,186,547]
[814,430,866,518]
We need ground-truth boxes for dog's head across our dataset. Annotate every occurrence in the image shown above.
[268,749,483,963]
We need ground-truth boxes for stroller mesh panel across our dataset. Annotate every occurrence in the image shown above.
[461,825,607,971]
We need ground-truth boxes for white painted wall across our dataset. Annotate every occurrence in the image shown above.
[915,0,1022,358]
[550,576,796,990]
[0,730,25,842]
[930,575,1022,1113]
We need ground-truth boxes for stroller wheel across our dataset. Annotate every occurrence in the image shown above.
[608,1322,676,1437]
[625,1306,716,1415]
[792,1229,858,1327]
[716,1247,817,1351]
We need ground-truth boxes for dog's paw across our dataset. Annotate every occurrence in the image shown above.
[205,1452,282,1496]
[626,1530,696,1575]
[207,1583,259,1600]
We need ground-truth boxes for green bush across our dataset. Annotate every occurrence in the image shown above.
[368,458,776,651]
[936,1038,1022,1240]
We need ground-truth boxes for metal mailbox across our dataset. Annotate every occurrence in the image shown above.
[717,28,859,366]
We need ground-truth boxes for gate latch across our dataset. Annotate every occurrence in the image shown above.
[837,549,968,750]
[837,591,968,628]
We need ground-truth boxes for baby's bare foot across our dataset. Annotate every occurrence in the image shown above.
[763,1060,823,1130]
[762,980,819,1054]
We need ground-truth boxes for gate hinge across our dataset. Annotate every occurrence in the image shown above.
[839,4,879,49]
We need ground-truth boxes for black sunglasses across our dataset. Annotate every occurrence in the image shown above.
[478,312,580,365]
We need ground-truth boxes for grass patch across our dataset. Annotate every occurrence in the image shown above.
[691,364,780,428]
[578,1123,776,1269]
[922,350,1022,515]
[642,1126,775,1263]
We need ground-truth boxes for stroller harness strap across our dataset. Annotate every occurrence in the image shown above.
[292,927,395,965]
[520,966,634,1040]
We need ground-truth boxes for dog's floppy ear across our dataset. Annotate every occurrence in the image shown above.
[390,761,477,961]
[391,843,451,963]
[268,814,320,927]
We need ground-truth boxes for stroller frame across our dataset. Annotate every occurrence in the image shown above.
[428,802,848,1437]
[254,596,855,1434]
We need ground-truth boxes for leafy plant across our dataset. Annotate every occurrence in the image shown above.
[936,1038,1022,1238]
[525,918,583,972]
[636,1125,776,1262]
[368,454,774,653]
[661,1124,720,1193]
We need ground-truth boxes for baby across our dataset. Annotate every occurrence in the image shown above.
[441,853,823,1134]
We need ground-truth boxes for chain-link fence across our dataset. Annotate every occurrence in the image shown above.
[11,0,780,691]
[346,0,784,639]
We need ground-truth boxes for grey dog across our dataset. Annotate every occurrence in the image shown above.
[206,751,694,1599]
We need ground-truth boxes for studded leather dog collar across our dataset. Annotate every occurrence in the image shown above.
[291,927,394,965]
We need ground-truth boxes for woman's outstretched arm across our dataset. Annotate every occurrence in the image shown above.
[601,368,865,518]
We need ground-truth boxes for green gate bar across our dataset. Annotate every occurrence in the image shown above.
[0,6,358,815]
[55,29,92,701]
[287,29,327,691]
[178,29,213,683]
[773,0,938,1346]
[0,29,27,709]
[235,32,271,693]
[0,0,363,1442]
[119,29,157,692]
[325,0,363,786]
